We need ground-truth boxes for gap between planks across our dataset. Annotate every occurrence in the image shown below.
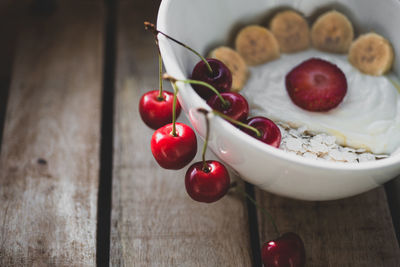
[96,0,117,266]
[385,178,400,243]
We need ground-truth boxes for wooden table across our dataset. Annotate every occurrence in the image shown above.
[1,1,399,266]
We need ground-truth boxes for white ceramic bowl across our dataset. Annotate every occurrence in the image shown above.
[157,0,400,200]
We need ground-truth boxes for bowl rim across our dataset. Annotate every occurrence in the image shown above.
[157,0,400,172]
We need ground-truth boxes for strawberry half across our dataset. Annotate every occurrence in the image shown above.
[285,58,347,111]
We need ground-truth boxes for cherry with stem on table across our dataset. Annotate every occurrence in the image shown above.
[144,21,232,100]
[230,182,306,267]
[150,80,197,170]
[139,29,181,129]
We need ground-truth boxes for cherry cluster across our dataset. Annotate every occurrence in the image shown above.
[139,22,305,267]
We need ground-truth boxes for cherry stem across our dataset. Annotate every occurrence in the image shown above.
[171,82,179,137]
[144,21,214,76]
[157,46,163,100]
[162,74,230,109]
[197,108,211,172]
[212,110,262,138]
[146,23,164,100]
[230,181,281,237]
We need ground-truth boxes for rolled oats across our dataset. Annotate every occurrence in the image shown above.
[277,123,388,163]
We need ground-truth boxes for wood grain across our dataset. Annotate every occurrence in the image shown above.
[0,3,104,266]
[110,1,253,266]
[256,187,400,266]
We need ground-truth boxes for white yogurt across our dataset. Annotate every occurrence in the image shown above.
[242,49,400,154]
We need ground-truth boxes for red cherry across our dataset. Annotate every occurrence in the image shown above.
[185,160,230,203]
[191,58,232,100]
[151,122,197,169]
[285,58,347,111]
[242,117,281,148]
[139,90,181,129]
[207,92,249,122]
[262,232,306,267]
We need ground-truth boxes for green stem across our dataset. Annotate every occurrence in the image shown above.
[158,32,213,75]
[233,183,280,237]
[157,46,163,100]
[146,25,164,100]
[179,79,230,108]
[171,82,179,137]
[197,108,211,172]
[144,21,213,75]
[212,110,261,138]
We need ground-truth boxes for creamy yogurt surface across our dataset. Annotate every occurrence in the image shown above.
[242,49,400,154]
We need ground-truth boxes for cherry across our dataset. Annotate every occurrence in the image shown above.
[139,27,180,129]
[139,90,181,129]
[230,184,306,267]
[150,80,197,170]
[185,160,230,203]
[151,122,197,169]
[262,232,306,267]
[242,117,281,148]
[208,110,281,148]
[144,22,232,100]
[191,58,232,100]
[184,108,230,203]
[207,92,249,122]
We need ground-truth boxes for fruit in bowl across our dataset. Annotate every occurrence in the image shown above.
[157,0,400,201]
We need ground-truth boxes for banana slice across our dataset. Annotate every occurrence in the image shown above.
[209,46,248,92]
[348,32,394,76]
[311,10,354,53]
[235,25,280,66]
[270,10,310,53]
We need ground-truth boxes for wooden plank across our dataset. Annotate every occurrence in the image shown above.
[0,2,104,266]
[110,1,253,266]
[256,187,400,266]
